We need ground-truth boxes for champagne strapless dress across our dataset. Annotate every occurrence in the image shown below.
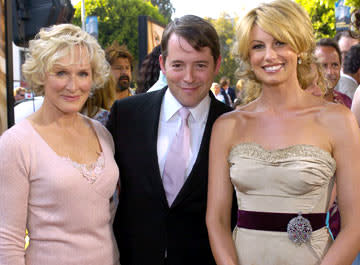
[229,143,336,265]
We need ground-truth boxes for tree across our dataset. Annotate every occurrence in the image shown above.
[296,0,336,39]
[207,13,238,87]
[346,0,360,8]
[149,0,175,22]
[325,0,360,8]
[297,0,360,39]
[72,0,167,62]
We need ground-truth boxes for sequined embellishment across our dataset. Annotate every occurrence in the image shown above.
[228,143,336,173]
[287,213,312,245]
[63,152,105,184]
[230,143,334,162]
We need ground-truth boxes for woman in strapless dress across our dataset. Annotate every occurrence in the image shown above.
[205,1,360,265]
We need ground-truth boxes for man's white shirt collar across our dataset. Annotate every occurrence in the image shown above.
[162,89,211,122]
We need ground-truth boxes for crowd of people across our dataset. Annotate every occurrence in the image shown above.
[1,0,360,264]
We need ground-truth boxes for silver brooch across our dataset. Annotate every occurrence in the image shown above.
[287,212,312,245]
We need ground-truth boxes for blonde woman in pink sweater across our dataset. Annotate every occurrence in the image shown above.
[0,24,120,264]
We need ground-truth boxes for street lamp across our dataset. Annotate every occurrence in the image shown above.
[81,0,86,30]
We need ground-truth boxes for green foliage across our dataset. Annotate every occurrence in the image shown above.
[296,0,336,39]
[320,0,360,12]
[207,14,238,86]
[346,0,360,8]
[149,0,174,22]
[72,0,167,61]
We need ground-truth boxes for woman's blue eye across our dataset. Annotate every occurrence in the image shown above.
[79,71,89,77]
[252,44,264,49]
[275,41,285,46]
[56,71,66,76]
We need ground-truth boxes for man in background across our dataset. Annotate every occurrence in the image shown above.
[105,41,135,99]
[219,76,235,107]
[339,44,360,99]
[335,30,360,65]
[315,38,352,108]
[334,31,360,98]
[14,87,25,102]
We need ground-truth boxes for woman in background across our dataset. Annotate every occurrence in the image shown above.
[136,45,163,94]
[0,24,119,265]
[81,74,116,125]
[206,0,360,264]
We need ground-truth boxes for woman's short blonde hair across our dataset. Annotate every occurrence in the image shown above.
[234,0,315,99]
[22,23,110,94]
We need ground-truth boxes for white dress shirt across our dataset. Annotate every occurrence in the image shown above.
[335,73,358,99]
[157,89,210,179]
[147,71,168,93]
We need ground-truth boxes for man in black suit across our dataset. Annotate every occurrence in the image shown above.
[219,76,236,108]
[107,15,233,265]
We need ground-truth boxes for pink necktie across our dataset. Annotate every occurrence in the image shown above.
[163,107,191,206]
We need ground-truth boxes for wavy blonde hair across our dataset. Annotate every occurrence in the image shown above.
[81,74,117,118]
[22,23,110,95]
[233,0,316,102]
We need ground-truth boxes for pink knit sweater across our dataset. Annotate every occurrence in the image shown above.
[0,118,120,265]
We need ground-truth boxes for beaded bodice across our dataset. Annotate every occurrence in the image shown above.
[228,143,336,214]
[229,143,336,166]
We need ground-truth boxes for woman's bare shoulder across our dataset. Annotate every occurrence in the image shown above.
[318,102,354,122]
[317,102,359,143]
[216,105,256,127]
[213,104,259,143]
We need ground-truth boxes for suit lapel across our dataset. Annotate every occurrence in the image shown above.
[141,87,170,208]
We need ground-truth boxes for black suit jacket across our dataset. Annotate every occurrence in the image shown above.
[107,87,234,265]
[221,87,236,105]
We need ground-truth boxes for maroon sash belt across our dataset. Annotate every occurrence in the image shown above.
[237,210,326,232]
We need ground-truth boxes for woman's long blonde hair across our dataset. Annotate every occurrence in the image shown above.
[81,75,116,118]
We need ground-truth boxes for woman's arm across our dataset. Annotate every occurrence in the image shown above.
[206,115,239,265]
[321,106,360,265]
[0,129,29,265]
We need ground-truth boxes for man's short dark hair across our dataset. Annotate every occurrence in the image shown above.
[160,15,220,64]
[343,43,360,74]
[219,76,229,87]
[105,41,134,71]
[316,38,342,64]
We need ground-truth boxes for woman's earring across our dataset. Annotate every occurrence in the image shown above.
[297,57,302,65]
